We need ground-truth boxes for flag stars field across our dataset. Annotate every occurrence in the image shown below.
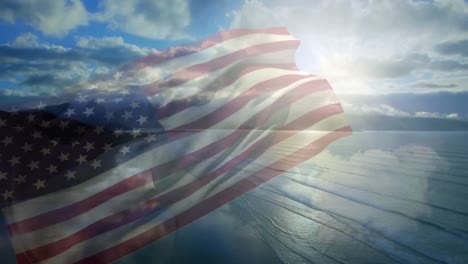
[94,126,104,135]
[40,121,51,128]
[59,120,69,128]
[13,175,26,184]
[40,147,51,156]
[72,140,80,148]
[46,165,58,174]
[130,101,140,109]
[83,107,95,117]
[65,170,76,180]
[2,136,13,146]
[113,97,123,103]
[91,160,102,170]
[27,161,39,171]
[131,128,141,138]
[32,131,42,139]
[26,113,35,123]
[76,155,87,165]
[50,140,59,147]
[119,89,130,96]
[105,111,115,120]
[122,110,133,120]
[14,125,23,132]
[1,190,13,200]
[83,142,95,152]
[95,97,106,104]
[102,143,113,152]
[58,153,69,162]
[77,95,88,104]
[0,171,7,180]
[119,145,131,156]
[145,134,157,143]
[8,156,20,166]
[33,179,46,190]
[113,128,124,137]
[36,102,47,110]
[64,108,76,117]
[137,115,148,125]
[21,143,32,152]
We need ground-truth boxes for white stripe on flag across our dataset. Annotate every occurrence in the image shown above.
[146,48,298,108]
[158,69,314,129]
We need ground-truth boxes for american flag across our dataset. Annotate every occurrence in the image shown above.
[1,28,351,263]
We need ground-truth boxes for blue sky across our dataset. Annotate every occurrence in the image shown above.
[0,0,467,119]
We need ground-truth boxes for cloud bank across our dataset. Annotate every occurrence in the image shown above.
[0,33,155,96]
[0,0,192,40]
[0,0,88,37]
[228,0,468,93]
[96,0,191,40]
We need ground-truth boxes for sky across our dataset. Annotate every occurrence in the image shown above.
[0,0,467,119]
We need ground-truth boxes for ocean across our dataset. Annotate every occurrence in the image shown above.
[2,132,467,263]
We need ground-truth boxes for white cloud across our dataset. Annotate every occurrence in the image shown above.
[230,0,468,54]
[0,88,28,97]
[228,0,468,93]
[408,81,457,89]
[75,36,155,58]
[0,34,155,96]
[227,0,283,29]
[0,0,192,39]
[76,36,128,48]
[12,32,40,47]
[0,0,88,37]
[415,111,460,119]
[446,113,459,119]
[97,0,191,40]
[341,101,412,117]
[342,100,462,120]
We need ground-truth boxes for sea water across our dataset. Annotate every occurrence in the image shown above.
[2,132,467,264]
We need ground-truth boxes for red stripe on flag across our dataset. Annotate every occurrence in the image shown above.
[129,27,292,70]
[173,74,308,130]
[8,170,154,236]
[143,40,300,96]
[154,63,299,120]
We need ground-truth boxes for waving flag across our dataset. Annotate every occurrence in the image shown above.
[1,28,351,263]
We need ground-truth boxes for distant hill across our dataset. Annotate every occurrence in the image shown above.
[348,114,468,131]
